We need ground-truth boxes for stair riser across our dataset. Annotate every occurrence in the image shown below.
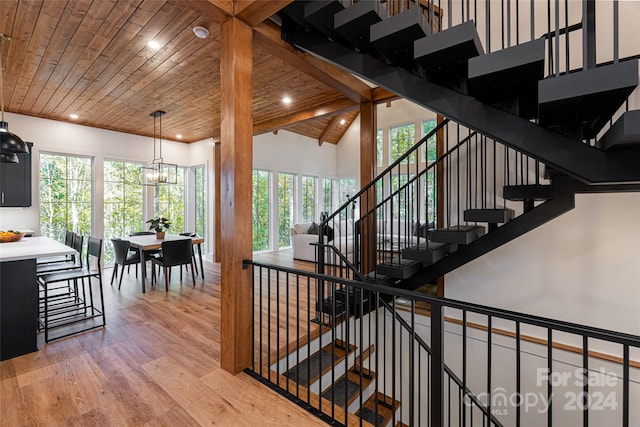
[401,244,449,265]
[376,260,422,279]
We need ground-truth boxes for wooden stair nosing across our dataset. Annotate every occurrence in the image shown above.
[357,391,401,427]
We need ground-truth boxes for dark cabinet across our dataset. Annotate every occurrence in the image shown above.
[0,142,33,207]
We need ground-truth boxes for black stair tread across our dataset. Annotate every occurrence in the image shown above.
[376,257,422,280]
[334,0,386,55]
[414,20,483,84]
[468,38,545,118]
[321,375,362,406]
[356,392,400,427]
[284,340,355,387]
[538,60,639,139]
[596,110,640,151]
[364,271,398,286]
[429,225,485,245]
[464,208,515,223]
[321,364,375,408]
[303,1,346,40]
[402,241,451,265]
[503,184,552,201]
[370,7,429,69]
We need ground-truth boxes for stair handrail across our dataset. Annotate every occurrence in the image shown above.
[320,118,449,227]
[378,298,505,427]
[359,130,478,221]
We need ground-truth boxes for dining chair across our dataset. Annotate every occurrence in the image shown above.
[150,238,196,291]
[179,232,199,276]
[37,237,105,342]
[110,239,140,289]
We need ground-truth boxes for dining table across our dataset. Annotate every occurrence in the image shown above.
[127,234,205,293]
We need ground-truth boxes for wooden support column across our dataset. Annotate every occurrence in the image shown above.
[220,17,253,374]
[214,141,221,262]
[359,101,376,273]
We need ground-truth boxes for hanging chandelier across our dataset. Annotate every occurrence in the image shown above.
[139,110,177,186]
[0,33,28,163]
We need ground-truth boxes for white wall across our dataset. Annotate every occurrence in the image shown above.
[253,130,336,176]
[446,192,640,335]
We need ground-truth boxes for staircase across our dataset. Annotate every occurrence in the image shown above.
[266,298,502,427]
[275,0,640,289]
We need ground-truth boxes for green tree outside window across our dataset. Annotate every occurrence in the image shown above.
[40,153,92,244]
[390,124,415,163]
[104,160,144,263]
[252,169,270,251]
[301,176,316,223]
[278,172,295,248]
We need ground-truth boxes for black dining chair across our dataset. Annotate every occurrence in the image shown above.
[37,237,105,342]
[110,239,140,289]
[150,239,196,291]
[179,232,199,276]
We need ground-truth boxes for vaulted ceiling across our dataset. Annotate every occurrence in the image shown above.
[0,1,387,145]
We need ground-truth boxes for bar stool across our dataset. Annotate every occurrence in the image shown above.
[37,237,105,342]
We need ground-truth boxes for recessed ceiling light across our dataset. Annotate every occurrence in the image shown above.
[69,114,79,120]
[176,134,182,140]
[193,26,209,39]
[282,96,292,105]
[340,119,346,125]
[147,40,160,50]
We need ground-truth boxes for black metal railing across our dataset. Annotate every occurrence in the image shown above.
[245,259,640,426]
[318,118,546,280]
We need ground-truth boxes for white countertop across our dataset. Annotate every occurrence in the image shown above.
[0,236,76,262]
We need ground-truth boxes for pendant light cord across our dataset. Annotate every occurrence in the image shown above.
[0,34,5,123]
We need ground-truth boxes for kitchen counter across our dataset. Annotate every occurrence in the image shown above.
[0,236,75,262]
[0,236,76,360]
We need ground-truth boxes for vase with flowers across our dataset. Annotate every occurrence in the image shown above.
[146,217,171,239]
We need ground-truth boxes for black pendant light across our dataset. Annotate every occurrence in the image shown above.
[0,151,18,163]
[0,33,28,158]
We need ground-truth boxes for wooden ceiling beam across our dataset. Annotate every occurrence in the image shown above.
[254,98,358,135]
[318,115,340,146]
[182,0,230,24]
[372,87,399,104]
[236,1,293,27]
[254,21,372,103]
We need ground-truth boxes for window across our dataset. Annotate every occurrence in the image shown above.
[390,123,415,163]
[337,178,357,219]
[194,165,206,251]
[301,175,316,222]
[157,167,186,232]
[391,174,413,220]
[321,178,333,217]
[103,160,144,263]
[40,153,93,243]
[422,119,437,163]
[376,129,383,167]
[278,173,295,248]
[252,169,270,251]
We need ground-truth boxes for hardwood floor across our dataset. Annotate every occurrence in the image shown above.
[1,250,327,426]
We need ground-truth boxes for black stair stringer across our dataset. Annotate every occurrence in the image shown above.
[282,26,640,184]
[397,177,640,289]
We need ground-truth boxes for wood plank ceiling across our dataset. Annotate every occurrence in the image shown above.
[0,0,360,144]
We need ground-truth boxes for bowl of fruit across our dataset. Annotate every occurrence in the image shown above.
[0,230,27,243]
